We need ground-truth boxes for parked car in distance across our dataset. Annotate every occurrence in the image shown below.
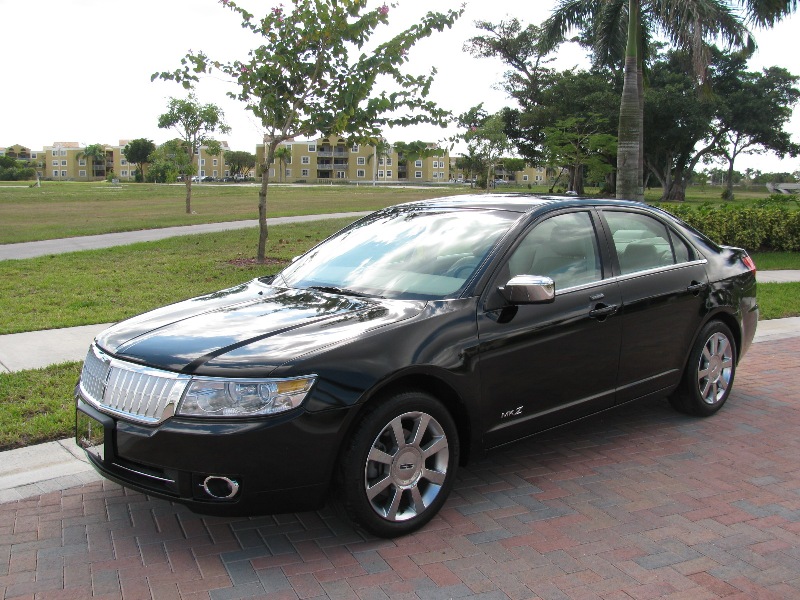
[76,195,757,537]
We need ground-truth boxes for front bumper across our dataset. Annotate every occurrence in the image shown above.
[75,394,354,516]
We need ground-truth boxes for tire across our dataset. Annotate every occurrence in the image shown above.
[339,390,459,538]
[669,321,737,417]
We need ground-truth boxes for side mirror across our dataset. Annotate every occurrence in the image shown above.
[499,275,555,304]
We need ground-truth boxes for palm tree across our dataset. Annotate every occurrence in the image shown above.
[273,146,292,182]
[77,144,108,181]
[541,0,791,200]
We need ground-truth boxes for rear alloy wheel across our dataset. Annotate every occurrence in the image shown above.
[340,391,459,538]
[669,321,737,417]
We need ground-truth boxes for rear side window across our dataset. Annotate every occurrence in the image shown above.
[604,211,686,275]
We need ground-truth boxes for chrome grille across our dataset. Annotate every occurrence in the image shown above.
[79,345,190,425]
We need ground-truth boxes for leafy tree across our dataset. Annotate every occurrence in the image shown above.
[122,138,156,183]
[458,106,512,190]
[224,150,256,178]
[643,50,720,201]
[147,139,193,183]
[77,144,107,180]
[465,20,619,183]
[543,115,616,194]
[157,94,231,213]
[0,155,35,181]
[154,0,462,262]
[273,146,292,183]
[708,53,800,199]
[455,147,485,187]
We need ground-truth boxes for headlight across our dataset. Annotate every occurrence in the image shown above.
[177,376,316,417]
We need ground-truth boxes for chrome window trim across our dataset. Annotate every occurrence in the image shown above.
[552,259,708,295]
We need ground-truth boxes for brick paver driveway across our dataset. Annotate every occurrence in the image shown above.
[2,337,799,599]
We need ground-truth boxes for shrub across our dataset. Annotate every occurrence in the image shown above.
[653,200,800,252]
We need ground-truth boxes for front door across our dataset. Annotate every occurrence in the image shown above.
[477,210,622,449]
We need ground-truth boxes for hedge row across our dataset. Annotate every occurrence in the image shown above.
[653,197,800,252]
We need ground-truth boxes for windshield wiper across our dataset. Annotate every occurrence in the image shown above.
[307,285,382,299]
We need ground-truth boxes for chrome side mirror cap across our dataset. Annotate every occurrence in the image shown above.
[499,275,555,304]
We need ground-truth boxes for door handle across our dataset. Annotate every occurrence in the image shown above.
[687,281,706,295]
[589,303,618,320]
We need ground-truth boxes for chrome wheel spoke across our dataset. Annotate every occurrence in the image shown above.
[389,416,406,448]
[385,487,403,521]
[366,475,393,500]
[422,468,446,486]
[368,447,394,465]
[410,485,426,515]
[409,413,431,449]
[422,436,447,460]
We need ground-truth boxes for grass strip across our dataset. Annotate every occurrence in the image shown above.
[0,218,353,335]
[0,362,81,451]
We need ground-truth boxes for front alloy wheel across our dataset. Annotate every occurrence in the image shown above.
[340,391,459,537]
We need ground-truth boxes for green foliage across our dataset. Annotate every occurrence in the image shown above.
[0,362,83,450]
[123,138,156,182]
[653,202,800,251]
[224,150,256,177]
[153,0,462,261]
[0,155,35,180]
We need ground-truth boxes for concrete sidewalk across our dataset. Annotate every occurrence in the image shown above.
[0,212,370,261]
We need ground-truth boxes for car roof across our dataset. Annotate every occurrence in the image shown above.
[397,194,649,216]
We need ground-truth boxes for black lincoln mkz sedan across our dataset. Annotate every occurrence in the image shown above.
[76,195,758,537]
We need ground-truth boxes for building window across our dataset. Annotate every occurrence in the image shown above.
[523,175,529,181]
[439,172,445,179]
[120,170,127,177]
[121,159,128,166]
[31,153,37,159]
[377,170,384,178]
[269,168,275,177]
[415,160,422,167]
[386,170,392,178]
[415,171,422,178]
[285,156,291,164]
[200,170,205,177]
[308,144,316,152]
[60,150,67,156]
[357,169,365,178]
[52,150,57,156]
[200,159,206,166]
[379,157,385,166]
[52,170,58,177]
[213,170,218,178]
[351,144,359,152]
[386,158,392,166]
[285,169,291,178]
[61,160,67,166]
[357,157,366,165]
[79,159,86,166]
[52,160,58,166]
[301,156,310,164]
[213,159,218,166]
[61,170,67,177]
[301,169,309,177]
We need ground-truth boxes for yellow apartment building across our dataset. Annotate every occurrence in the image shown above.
[255,136,450,184]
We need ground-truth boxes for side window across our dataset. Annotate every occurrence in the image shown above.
[507,212,602,291]
[669,230,694,263]
[604,211,676,274]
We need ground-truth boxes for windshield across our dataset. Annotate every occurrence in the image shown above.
[278,206,517,300]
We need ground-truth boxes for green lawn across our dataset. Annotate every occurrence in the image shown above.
[0,182,470,244]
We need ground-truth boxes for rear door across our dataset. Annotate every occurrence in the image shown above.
[599,209,709,403]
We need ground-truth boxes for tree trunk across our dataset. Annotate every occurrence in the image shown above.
[185,179,193,214]
[725,159,736,200]
[663,167,687,201]
[616,0,644,201]
[257,140,280,263]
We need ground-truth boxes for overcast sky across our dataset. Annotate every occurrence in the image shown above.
[2,0,798,173]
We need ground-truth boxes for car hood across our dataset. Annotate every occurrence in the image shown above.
[95,278,424,376]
